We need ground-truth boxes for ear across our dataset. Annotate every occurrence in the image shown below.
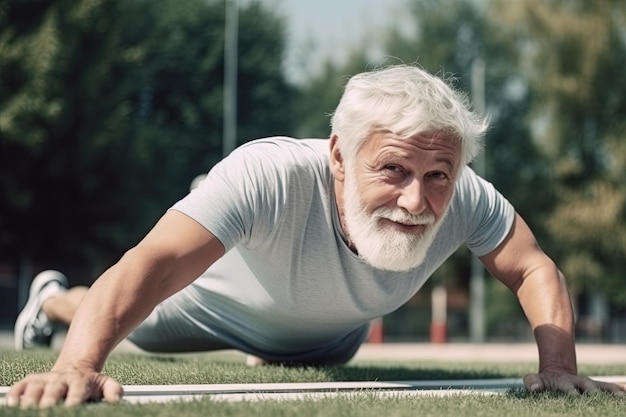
[329,134,346,181]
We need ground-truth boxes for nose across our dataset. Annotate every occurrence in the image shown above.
[396,177,427,215]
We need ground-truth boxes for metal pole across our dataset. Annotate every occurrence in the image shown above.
[469,58,486,343]
[223,0,238,157]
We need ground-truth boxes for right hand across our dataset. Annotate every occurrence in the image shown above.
[5,367,123,408]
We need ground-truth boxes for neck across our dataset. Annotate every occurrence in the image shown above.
[333,178,357,251]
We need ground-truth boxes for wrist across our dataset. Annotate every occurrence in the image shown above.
[534,324,577,374]
[52,344,108,373]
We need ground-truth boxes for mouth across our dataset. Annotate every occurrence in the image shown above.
[380,218,428,234]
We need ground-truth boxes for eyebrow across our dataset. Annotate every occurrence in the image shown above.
[375,144,459,173]
[435,156,456,174]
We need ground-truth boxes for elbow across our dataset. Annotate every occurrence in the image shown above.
[513,257,567,296]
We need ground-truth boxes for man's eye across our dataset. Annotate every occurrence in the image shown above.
[429,172,448,180]
[384,165,403,173]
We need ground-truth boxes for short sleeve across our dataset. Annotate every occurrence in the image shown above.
[457,168,516,257]
[169,140,290,252]
[169,137,327,253]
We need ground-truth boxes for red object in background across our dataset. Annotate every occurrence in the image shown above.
[429,321,447,344]
[368,318,384,343]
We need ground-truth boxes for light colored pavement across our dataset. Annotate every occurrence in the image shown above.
[356,342,626,364]
[1,330,624,364]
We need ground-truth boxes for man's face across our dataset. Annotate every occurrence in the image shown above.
[336,130,461,271]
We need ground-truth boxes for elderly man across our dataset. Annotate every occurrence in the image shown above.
[9,65,624,408]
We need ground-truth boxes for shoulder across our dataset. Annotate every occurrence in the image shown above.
[448,166,515,255]
[207,137,332,196]
[455,166,482,191]
[219,137,330,185]
[447,166,512,230]
[453,166,498,203]
[233,137,330,163]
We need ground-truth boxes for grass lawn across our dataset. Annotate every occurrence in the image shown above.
[2,349,626,416]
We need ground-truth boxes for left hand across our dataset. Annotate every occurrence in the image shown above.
[524,369,626,397]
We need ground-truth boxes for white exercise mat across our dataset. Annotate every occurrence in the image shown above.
[2,376,625,404]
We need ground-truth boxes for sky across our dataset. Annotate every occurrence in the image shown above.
[260,0,410,84]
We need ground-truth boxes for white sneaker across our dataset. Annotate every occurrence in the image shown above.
[14,270,68,350]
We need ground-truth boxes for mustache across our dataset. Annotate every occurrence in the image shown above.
[373,208,435,226]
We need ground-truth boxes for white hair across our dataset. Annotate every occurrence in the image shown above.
[330,65,488,167]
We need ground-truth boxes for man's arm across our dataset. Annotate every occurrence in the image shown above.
[7,210,225,408]
[479,213,625,396]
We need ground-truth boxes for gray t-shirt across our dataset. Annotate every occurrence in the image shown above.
[171,137,514,354]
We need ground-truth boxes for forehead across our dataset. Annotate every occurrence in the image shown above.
[359,130,461,165]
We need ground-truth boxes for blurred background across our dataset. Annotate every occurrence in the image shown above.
[1,0,625,343]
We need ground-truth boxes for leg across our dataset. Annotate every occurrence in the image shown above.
[16,270,236,354]
[43,286,88,325]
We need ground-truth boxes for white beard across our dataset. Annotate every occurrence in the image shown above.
[342,172,445,272]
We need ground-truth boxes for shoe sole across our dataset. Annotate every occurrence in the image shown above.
[14,271,68,351]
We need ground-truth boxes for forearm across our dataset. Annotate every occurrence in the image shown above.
[517,264,577,373]
[481,215,623,395]
[53,247,175,372]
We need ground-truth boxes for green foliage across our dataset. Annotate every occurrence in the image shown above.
[0,0,296,272]
[500,0,626,302]
[295,49,376,138]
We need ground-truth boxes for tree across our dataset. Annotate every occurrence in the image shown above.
[0,0,296,279]
[295,50,374,138]
[499,0,626,304]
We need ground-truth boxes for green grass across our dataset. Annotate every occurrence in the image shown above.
[2,350,626,416]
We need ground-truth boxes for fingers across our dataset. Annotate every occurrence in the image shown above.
[6,376,53,409]
[525,372,626,398]
[570,376,626,397]
[556,379,581,397]
[9,376,76,409]
[39,380,69,408]
[6,371,123,408]
[101,377,124,404]
[63,378,91,407]
[586,379,626,398]
[523,373,545,392]
[5,379,27,407]
[525,372,580,396]
[575,376,600,395]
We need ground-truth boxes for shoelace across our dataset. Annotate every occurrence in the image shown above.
[23,313,54,348]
